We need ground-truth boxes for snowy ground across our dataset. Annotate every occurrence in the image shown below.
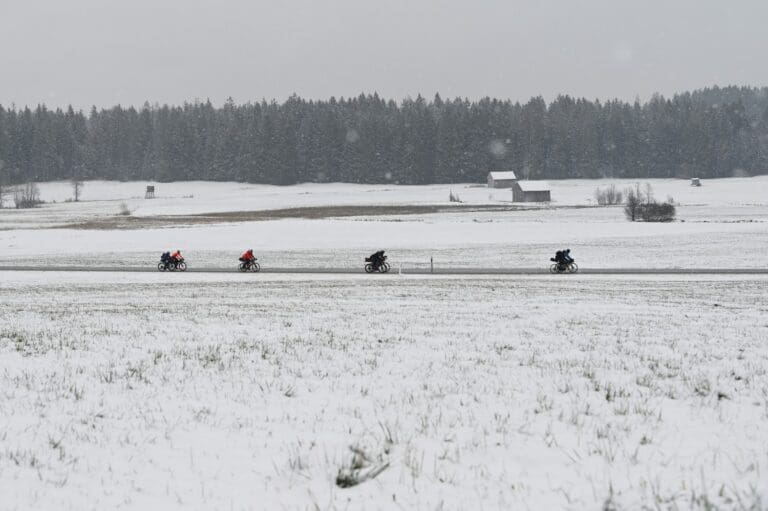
[1,177,767,269]
[0,272,766,510]
[1,179,767,509]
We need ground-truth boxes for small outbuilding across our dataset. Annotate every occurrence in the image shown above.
[512,181,551,202]
[691,177,701,187]
[487,171,518,188]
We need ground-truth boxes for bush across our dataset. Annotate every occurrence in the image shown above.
[449,190,462,203]
[594,184,623,205]
[624,183,675,222]
[639,201,676,222]
[14,182,42,209]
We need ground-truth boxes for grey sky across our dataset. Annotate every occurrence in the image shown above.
[1,0,766,110]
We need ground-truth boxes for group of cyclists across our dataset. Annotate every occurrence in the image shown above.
[158,248,258,272]
[550,249,577,273]
[159,250,186,271]
[158,248,577,273]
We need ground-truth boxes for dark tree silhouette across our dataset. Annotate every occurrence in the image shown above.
[0,86,765,186]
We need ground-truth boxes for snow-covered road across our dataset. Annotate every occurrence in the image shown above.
[0,265,766,274]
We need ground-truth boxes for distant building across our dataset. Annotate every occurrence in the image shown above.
[691,178,701,187]
[512,181,551,202]
[487,171,518,188]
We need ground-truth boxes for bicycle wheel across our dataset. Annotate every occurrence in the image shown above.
[158,262,166,272]
[177,261,187,272]
[365,264,375,273]
[568,262,578,273]
[251,262,260,272]
[549,263,559,274]
[239,262,247,272]
[381,262,390,273]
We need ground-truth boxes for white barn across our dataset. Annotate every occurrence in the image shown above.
[512,181,551,202]
[487,171,518,188]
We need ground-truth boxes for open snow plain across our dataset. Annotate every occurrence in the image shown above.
[1,178,767,509]
[0,177,767,270]
[0,271,767,509]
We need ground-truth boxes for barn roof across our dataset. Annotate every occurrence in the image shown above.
[488,171,517,180]
[516,180,550,192]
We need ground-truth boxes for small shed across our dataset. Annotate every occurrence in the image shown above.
[512,181,551,202]
[487,171,518,188]
[145,185,155,199]
[691,177,701,187]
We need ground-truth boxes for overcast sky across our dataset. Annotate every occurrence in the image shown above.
[1,0,766,110]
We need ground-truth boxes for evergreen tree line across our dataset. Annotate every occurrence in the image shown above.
[0,86,767,186]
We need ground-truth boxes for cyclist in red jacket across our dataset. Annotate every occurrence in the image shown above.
[239,249,255,263]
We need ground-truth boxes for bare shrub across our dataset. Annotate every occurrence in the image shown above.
[14,182,42,209]
[624,183,643,221]
[625,183,676,222]
[449,190,462,203]
[594,184,623,206]
[0,161,10,208]
[71,178,84,202]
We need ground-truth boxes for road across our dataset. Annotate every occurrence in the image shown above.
[0,266,765,275]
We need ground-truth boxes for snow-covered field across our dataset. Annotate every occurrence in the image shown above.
[1,272,766,509]
[1,179,767,509]
[0,177,767,269]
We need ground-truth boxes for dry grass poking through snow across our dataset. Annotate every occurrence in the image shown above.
[0,273,767,509]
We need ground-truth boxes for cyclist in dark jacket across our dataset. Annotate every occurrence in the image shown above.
[368,250,385,266]
[160,251,172,268]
